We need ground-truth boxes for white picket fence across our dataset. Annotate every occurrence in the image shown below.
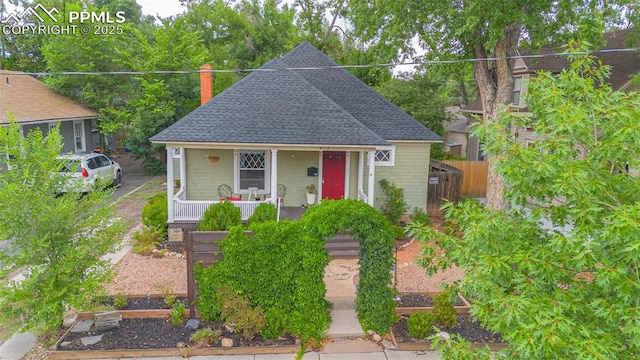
[173,198,266,222]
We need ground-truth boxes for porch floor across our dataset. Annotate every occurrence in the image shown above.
[279,206,308,220]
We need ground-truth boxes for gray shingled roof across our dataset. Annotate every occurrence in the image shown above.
[151,42,442,146]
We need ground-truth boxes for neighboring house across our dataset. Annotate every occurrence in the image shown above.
[443,106,472,159]
[464,28,640,156]
[0,70,100,154]
[150,42,443,227]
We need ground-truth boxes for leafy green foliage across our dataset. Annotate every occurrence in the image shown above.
[411,208,431,226]
[141,192,168,238]
[379,179,408,225]
[131,226,162,255]
[407,312,435,339]
[171,300,186,326]
[195,199,396,341]
[190,327,220,345]
[247,202,277,228]
[197,201,242,231]
[113,294,127,310]
[412,53,640,358]
[303,199,397,335]
[433,291,457,328]
[0,121,120,336]
[217,284,266,338]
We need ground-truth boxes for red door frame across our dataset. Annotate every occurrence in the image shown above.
[322,151,346,200]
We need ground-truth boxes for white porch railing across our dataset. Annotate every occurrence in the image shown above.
[173,197,267,222]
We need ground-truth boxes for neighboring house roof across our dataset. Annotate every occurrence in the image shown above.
[465,28,639,113]
[0,70,98,124]
[151,42,442,146]
[444,107,471,134]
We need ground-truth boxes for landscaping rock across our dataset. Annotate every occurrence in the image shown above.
[62,313,78,329]
[70,319,94,333]
[372,333,382,342]
[59,341,73,349]
[221,338,233,348]
[80,335,103,346]
[185,319,199,330]
[436,331,450,341]
[95,311,122,332]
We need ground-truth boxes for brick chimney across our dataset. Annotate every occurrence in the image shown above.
[200,64,213,105]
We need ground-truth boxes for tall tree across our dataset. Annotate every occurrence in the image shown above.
[0,121,120,335]
[347,0,633,209]
[412,51,640,359]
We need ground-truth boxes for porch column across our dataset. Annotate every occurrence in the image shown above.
[357,151,364,200]
[367,150,375,206]
[270,149,278,204]
[179,147,186,192]
[317,151,323,203]
[166,147,175,223]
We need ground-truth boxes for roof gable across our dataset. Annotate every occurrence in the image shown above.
[151,58,389,146]
[152,42,442,146]
[0,71,97,124]
[281,42,442,141]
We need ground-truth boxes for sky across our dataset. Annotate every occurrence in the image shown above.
[137,0,186,18]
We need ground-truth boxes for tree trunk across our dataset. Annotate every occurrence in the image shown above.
[472,24,521,210]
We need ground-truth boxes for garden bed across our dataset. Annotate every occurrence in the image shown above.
[50,297,301,359]
[395,292,471,315]
[51,318,300,359]
[390,314,506,351]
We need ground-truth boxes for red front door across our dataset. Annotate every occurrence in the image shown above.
[322,152,346,200]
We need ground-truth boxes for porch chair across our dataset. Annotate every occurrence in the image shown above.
[217,184,242,201]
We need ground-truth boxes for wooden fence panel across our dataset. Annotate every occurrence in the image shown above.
[442,160,488,197]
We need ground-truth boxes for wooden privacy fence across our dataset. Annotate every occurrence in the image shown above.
[427,161,463,215]
[442,160,488,198]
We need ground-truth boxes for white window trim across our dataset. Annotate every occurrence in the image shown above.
[48,121,60,132]
[73,120,86,153]
[372,146,395,167]
[233,149,271,194]
[172,148,181,158]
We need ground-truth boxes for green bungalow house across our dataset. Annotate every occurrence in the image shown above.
[150,42,442,227]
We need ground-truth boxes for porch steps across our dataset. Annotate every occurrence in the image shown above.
[325,233,359,259]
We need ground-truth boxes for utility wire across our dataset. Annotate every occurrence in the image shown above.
[1,47,639,76]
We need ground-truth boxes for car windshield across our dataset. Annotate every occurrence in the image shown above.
[58,159,81,173]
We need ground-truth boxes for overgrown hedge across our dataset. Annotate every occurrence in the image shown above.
[195,198,396,340]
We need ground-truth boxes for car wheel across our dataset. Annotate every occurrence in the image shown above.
[114,171,122,187]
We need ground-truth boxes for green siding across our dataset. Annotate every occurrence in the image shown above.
[185,149,234,200]
[373,144,431,213]
[277,151,321,206]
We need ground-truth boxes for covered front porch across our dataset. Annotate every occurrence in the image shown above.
[165,145,382,225]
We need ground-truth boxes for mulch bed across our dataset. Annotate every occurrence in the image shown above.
[392,314,503,345]
[396,293,466,307]
[58,318,297,351]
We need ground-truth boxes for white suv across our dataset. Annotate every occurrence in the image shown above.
[57,153,122,193]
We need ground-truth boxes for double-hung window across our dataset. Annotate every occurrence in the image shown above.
[512,76,523,106]
[235,150,270,193]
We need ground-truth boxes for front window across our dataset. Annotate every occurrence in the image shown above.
[374,146,395,166]
[512,76,523,106]
[73,120,86,153]
[235,150,270,193]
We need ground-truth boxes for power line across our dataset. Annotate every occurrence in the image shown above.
[1,47,638,76]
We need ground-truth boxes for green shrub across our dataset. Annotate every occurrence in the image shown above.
[197,201,242,231]
[217,284,266,338]
[142,192,168,238]
[131,226,162,254]
[433,291,457,328]
[407,312,435,338]
[247,202,277,228]
[411,207,431,225]
[190,327,220,346]
[113,294,127,309]
[392,225,406,241]
[171,300,186,326]
[379,179,407,225]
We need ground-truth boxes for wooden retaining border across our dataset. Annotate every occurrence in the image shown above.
[49,344,301,359]
[395,292,472,315]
